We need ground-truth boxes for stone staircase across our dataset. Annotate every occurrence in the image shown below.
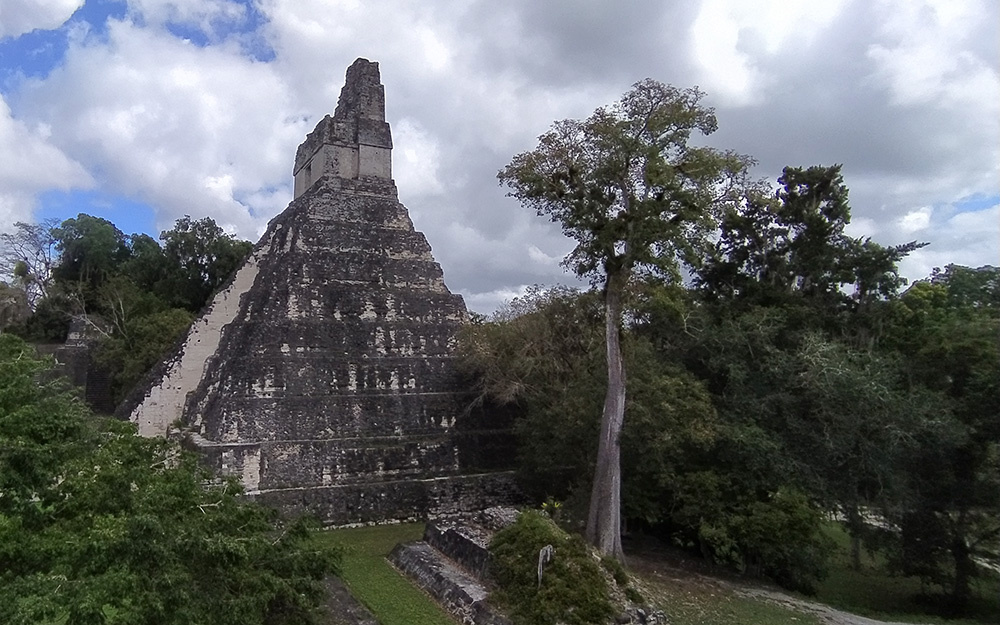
[388,508,669,625]
[389,509,516,625]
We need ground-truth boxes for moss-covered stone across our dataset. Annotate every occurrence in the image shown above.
[489,511,614,625]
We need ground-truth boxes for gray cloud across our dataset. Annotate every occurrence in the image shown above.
[1,0,996,312]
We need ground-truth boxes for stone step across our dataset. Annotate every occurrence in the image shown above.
[251,472,520,526]
[388,541,511,625]
[321,576,378,625]
[424,520,493,580]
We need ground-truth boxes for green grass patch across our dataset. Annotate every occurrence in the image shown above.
[811,523,999,625]
[312,523,456,625]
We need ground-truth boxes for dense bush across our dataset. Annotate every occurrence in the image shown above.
[0,334,337,625]
[490,511,613,625]
[695,488,834,593]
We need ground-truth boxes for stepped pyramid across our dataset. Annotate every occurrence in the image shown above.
[121,59,516,524]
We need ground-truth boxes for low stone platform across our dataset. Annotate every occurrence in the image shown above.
[389,542,509,625]
[321,576,378,625]
[388,509,518,625]
[423,519,493,578]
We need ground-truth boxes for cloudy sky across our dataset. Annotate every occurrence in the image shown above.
[1,0,997,312]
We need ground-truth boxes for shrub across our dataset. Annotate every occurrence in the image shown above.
[490,511,614,625]
[697,488,834,594]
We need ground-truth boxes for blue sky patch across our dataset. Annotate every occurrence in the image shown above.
[0,27,68,87]
[160,0,275,61]
[72,0,128,35]
[0,0,126,90]
[953,193,999,213]
[36,189,158,239]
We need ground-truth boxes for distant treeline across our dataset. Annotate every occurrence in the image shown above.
[0,213,252,405]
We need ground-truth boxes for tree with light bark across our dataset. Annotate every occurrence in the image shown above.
[0,219,60,309]
[498,79,752,560]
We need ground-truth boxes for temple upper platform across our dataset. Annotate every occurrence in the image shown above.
[293,58,394,197]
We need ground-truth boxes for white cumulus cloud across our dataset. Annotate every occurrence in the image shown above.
[898,207,933,234]
[899,204,1000,280]
[15,18,304,235]
[0,95,92,229]
[0,0,83,39]
[1,0,996,309]
[124,0,246,36]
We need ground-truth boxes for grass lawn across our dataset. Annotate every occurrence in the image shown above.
[811,523,999,625]
[312,523,457,625]
[622,538,827,625]
[310,521,997,625]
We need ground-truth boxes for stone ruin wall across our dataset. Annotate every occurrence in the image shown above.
[119,59,518,525]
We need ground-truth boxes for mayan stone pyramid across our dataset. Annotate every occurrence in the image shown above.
[121,59,514,524]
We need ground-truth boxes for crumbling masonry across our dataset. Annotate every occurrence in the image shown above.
[120,59,516,524]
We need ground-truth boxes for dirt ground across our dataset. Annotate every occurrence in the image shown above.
[625,538,918,625]
[736,588,917,625]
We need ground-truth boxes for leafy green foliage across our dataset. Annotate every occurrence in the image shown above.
[0,334,92,517]
[12,290,75,342]
[878,266,1000,611]
[91,275,194,404]
[459,287,604,501]
[619,352,719,526]
[463,235,995,611]
[459,287,720,526]
[499,79,754,559]
[699,165,923,313]
[0,334,337,625]
[4,213,253,406]
[600,555,629,586]
[460,287,835,593]
[498,81,750,284]
[698,488,833,594]
[52,214,131,311]
[158,215,253,313]
[490,511,614,625]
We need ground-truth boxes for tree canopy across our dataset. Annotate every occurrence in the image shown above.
[478,98,998,607]
[499,79,753,560]
[1,214,253,406]
[0,333,336,624]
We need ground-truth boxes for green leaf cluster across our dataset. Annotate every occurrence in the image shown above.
[0,334,337,624]
[2,213,253,406]
[490,511,614,625]
[479,96,1000,610]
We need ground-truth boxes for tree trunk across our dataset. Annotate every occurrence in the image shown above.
[585,272,626,562]
[949,510,972,613]
[847,505,863,571]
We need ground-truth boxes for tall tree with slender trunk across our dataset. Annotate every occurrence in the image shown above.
[499,79,751,559]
